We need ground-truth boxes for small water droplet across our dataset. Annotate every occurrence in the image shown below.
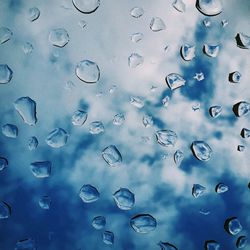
[72,110,88,126]
[194,72,204,81]
[199,208,210,215]
[192,184,206,198]
[221,19,228,27]
[215,183,228,193]
[233,101,250,117]
[203,44,220,57]
[22,42,33,54]
[172,0,186,13]
[174,150,184,166]
[203,18,211,27]
[225,217,243,235]
[72,0,100,14]
[0,201,11,219]
[130,96,144,108]
[131,32,143,43]
[191,141,212,161]
[158,241,178,250]
[142,115,153,128]
[30,161,51,178]
[229,71,241,83]
[128,53,144,68]
[162,96,170,108]
[49,28,69,48]
[236,236,248,249]
[209,105,222,118]
[28,7,40,22]
[130,7,144,18]
[75,60,100,83]
[92,216,106,230]
[156,130,177,147]
[205,240,220,250]
[180,44,195,61]
[192,103,201,111]
[28,136,38,150]
[150,17,166,32]
[113,113,125,126]
[102,145,122,167]
[241,128,250,139]
[79,184,100,203]
[113,188,135,210]
[102,231,114,245]
[130,214,157,233]
[237,145,245,152]
[39,196,51,209]
[0,157,8,171]
[235,33,250,49]
[165,73,186,90]
[15,238,36,250]
[65,80,76,90]
[196,0,223,16]
[2,124,18,138]
[89,121,104,134]
[46,128,68,148]
[0,64,13,84]
[0,27,13,44]
[78,20,87,29]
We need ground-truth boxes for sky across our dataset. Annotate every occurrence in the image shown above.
[0,0,250,249]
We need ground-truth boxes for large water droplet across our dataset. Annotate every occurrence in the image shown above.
[192,184,206,198]
[28,7,40,22]
[2,124,18,138]
[0,157,8,171]
[215,183,228,193]
[131,32,143,43]
[165,73,186,90]
[72,110,88,126]
[196,0,223,16]
[49,28,69,48]
[156,130,177,147]
[0,64,13,84]
[79,184,100,203]
[46,128,68,148]
[236,236,248,249]
[209,105,222,118]
[72,0,100,14]
[15,238,36,250]
[229,71,241,83]
[158,241,178,250]
[0,201,11,219]
[92,216,106,230]
[233,101,250,117]
[205,241,220,250]
[235,33,250,49]
[30,161,51,178]
[113,113,125,126]
[143,115,153,128]
[180,44,195,61]
[130,96,144,108]
[241,128,250,139]
[75,60,100,83]
[130,214,157,233]
[203,44,220,57]
[191,141,212,161]
[172,0,186,13]
[0,27,13,44]
[225,217,243,235]
[113,188,135,210]
[174,150,184,166]
[130,7,144,18]
[14,97,37,126]
[89,121,104,134]
[102,145,122,167]
[39,196,51,209]
[28,136,38,151]
[128,53,144,68]
[102,231,114,245]
[150,17,166,32]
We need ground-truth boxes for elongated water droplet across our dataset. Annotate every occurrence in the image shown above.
[22,42,33,54]
[150,17,166,32]
[203,44,220,57]
[131,32,143,43]
[92,216,106,230]
[0,27,13,44]
[233,101,250,117]
[158,241,178,250]
[79,184,100,203]
[0,201,11,219]
[130,7,144,18]
[191,141,212,161]
[229,71,241,83]
[0,157,8,171]
[14,97,37,125]
[102,231,114,245]
[192,184,206,198]
[196,0,223,16]
[205,241,220,250]
[143,115,153,128]
[28,136,38,150]
[30,161,51,178]
[89,121,104,134]
[225,217,242,235]
[2,124,18,138]
[15,238,36,250]
[75,60,100,83]
[72,0,100,14]
[28,7,40,22]
[113,113,125,126]
[128,53,144,68]
[241,128,250,139]
[156,130,177,147]
[162,96,170,108]
[49,28,69,48]
[172,0,186,13]
[174,150,184,166]
[165,73,186,90]
[130,96,144,108]
[39,196,51,209]
[102,145,122,167]
[215,183,228,193]
[181,44,195,61]
[209,105,222,118]
[130,214,157,233]
[72,110,88,126]
[236,236,248,249]
[46,128,68,148]
[0,64,13,84]
[235,33,250,49]
[113,188,135,210]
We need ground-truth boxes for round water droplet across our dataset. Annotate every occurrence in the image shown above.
[102,145,122,167]
[0,201,11,219]
[209,105,222,118]
[236,236,248,249]
[172,0,186,13]
[0,157,8,171]
[72,110,88,126]
[0,64,13,84]
[158,241,178,250]
[205,240,220,250]
[203,44,220,57]
[130,214,157,233]
[92,216,106,230]
[191,141,212,161]
[156,130,177,147]
[128,53,144,68]
[131,32,143,43]
[113,188,135,210]
[196,0,223,16]
[2,124,18,138]
[130,7,144,18]
[89,121,104,134]
[142,115,153,128]
[150,17,166,32]
[174,150,184,166]
[235,33,250,49]
[0,27,13,44]
[233,101,250,117]
[215,183,228,193]
[113,113,125,126]
[28,7,40,22]
[79,184,100,203]
[46,128,68,148]
[28,136,38,151]
[192,184,206,198]
[49,28,69,48]
[180,44,195,61]
[22,42,33,54]
[72,0,100,14]
[15,238,36,250]
[225,217,242,235]
[75,60,100,83]
[30,161,51,178]
[39,196,51,209]
[102,231,114,245]
[165,73,186,90]
[229,71,241,83]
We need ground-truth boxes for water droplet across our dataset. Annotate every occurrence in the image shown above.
[113,113,125,126]
[192,103,201,111]
[236,236,248,249]
[49,28,69,48]
[28,7,40,22]
[0,27,13,44]
[233,101,250,117]
[203,18,211,27]
[199,208,210,215]
[221,19,228,27]
[162,96,170,108]
[196,0,223,16]
[28,136,38,150]
[0,201,11,219]
[0,157,8,171]
[229,71,241,83]
[92,216,106,230]
[164,45,171,53]
[46,128,68,148]
[191,141,212,161]
[205,240,220,250]
[150,17,166,32]
[131,32,143,43]
[22,42,33,54]
[235,33,250,49]
[194,72,205,81]
[14,97,37,126]
[15,238,36,250]
[89,121,104,134]
[78,20,87,29]
[172,0,186,13]
[209,105,222,118]
[72,0,100,14]
[109,84,117,94]
[203,44,220,57]
[65,80,76,90]
[192,184,206,198]
[2,124,18,138]
[225,217,243,235]
[241,128,250,139]
[72,110,88,126]
[130,214,157,233]
[158,241,178,250]
[165,73,186,90]
[156,130,178,147]
[215,183,228,193]
[102,145,122,167]
[180,44,195,61]
[79,184,100,203]
[130,7,144,18]
[130,96,144,108]
[174,150,184,166]
[113,188,135,210]
[128,53,144,68]
[39,196,51,209]
[102,231,114,245]
[237,145,245,152]
[143,115,153,128]
[30,161,51,178]
[75,60,100,83]
[0,64,13,84]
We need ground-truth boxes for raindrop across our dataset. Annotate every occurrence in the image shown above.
[72,0,100,14]
[162,96,170,108]
[89,121,104,134]
[194,72,204,81]
[143,115,153,128]
[236,236,248,249]
[15,238,36,250]
[196,0,223,16]
[215,183,228,193]
[156,130,177,147]
[158,241,178,250]
[130,96,144,108]
[165,73,186,90]
[2,124,18,138]
[224,217,243,235]
[0,64,13,84]
[28,136,38,151]
[192,103,200,111]
[150,17,166,32]
[79,184,100,203]
[28,7,40,22]
[128,53,144,68]
[203,18,211,27]
[0,157,8,171]
[180,44,195,61]
[192,184,206,198]
[174,150,184,166]
[113,113,125,126]
[205,240,220,250]
[221,19,228,27]
[130,214,157,233]
[235,33,250,49]
[131,32,143,43]
[229,71,241,83]
[22,42,33,54]
[191,141,212,161]
[72,110,88,126]
[92,216,106,230]
[14,97,37,126]
[49,28,69,48]
[102,145,122,167]
[172,0,186,13]
[30,161,51,178]
[130,7,144,18]
[78,20,87,29]
[109,84,117,94]
[237,145,245,152]
[0,201,11,219]
[75,60,100,83]
[209,105,222,118]
[113,188,135,210]
[102,231,114,245]
[39,196,51,209]
[0,27,13,44]
[203,44,220,57]
[46,128,68,148]
[233,101,250,117]
[241,128,250,139]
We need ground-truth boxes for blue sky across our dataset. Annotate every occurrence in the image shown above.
[0,0,250,249]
